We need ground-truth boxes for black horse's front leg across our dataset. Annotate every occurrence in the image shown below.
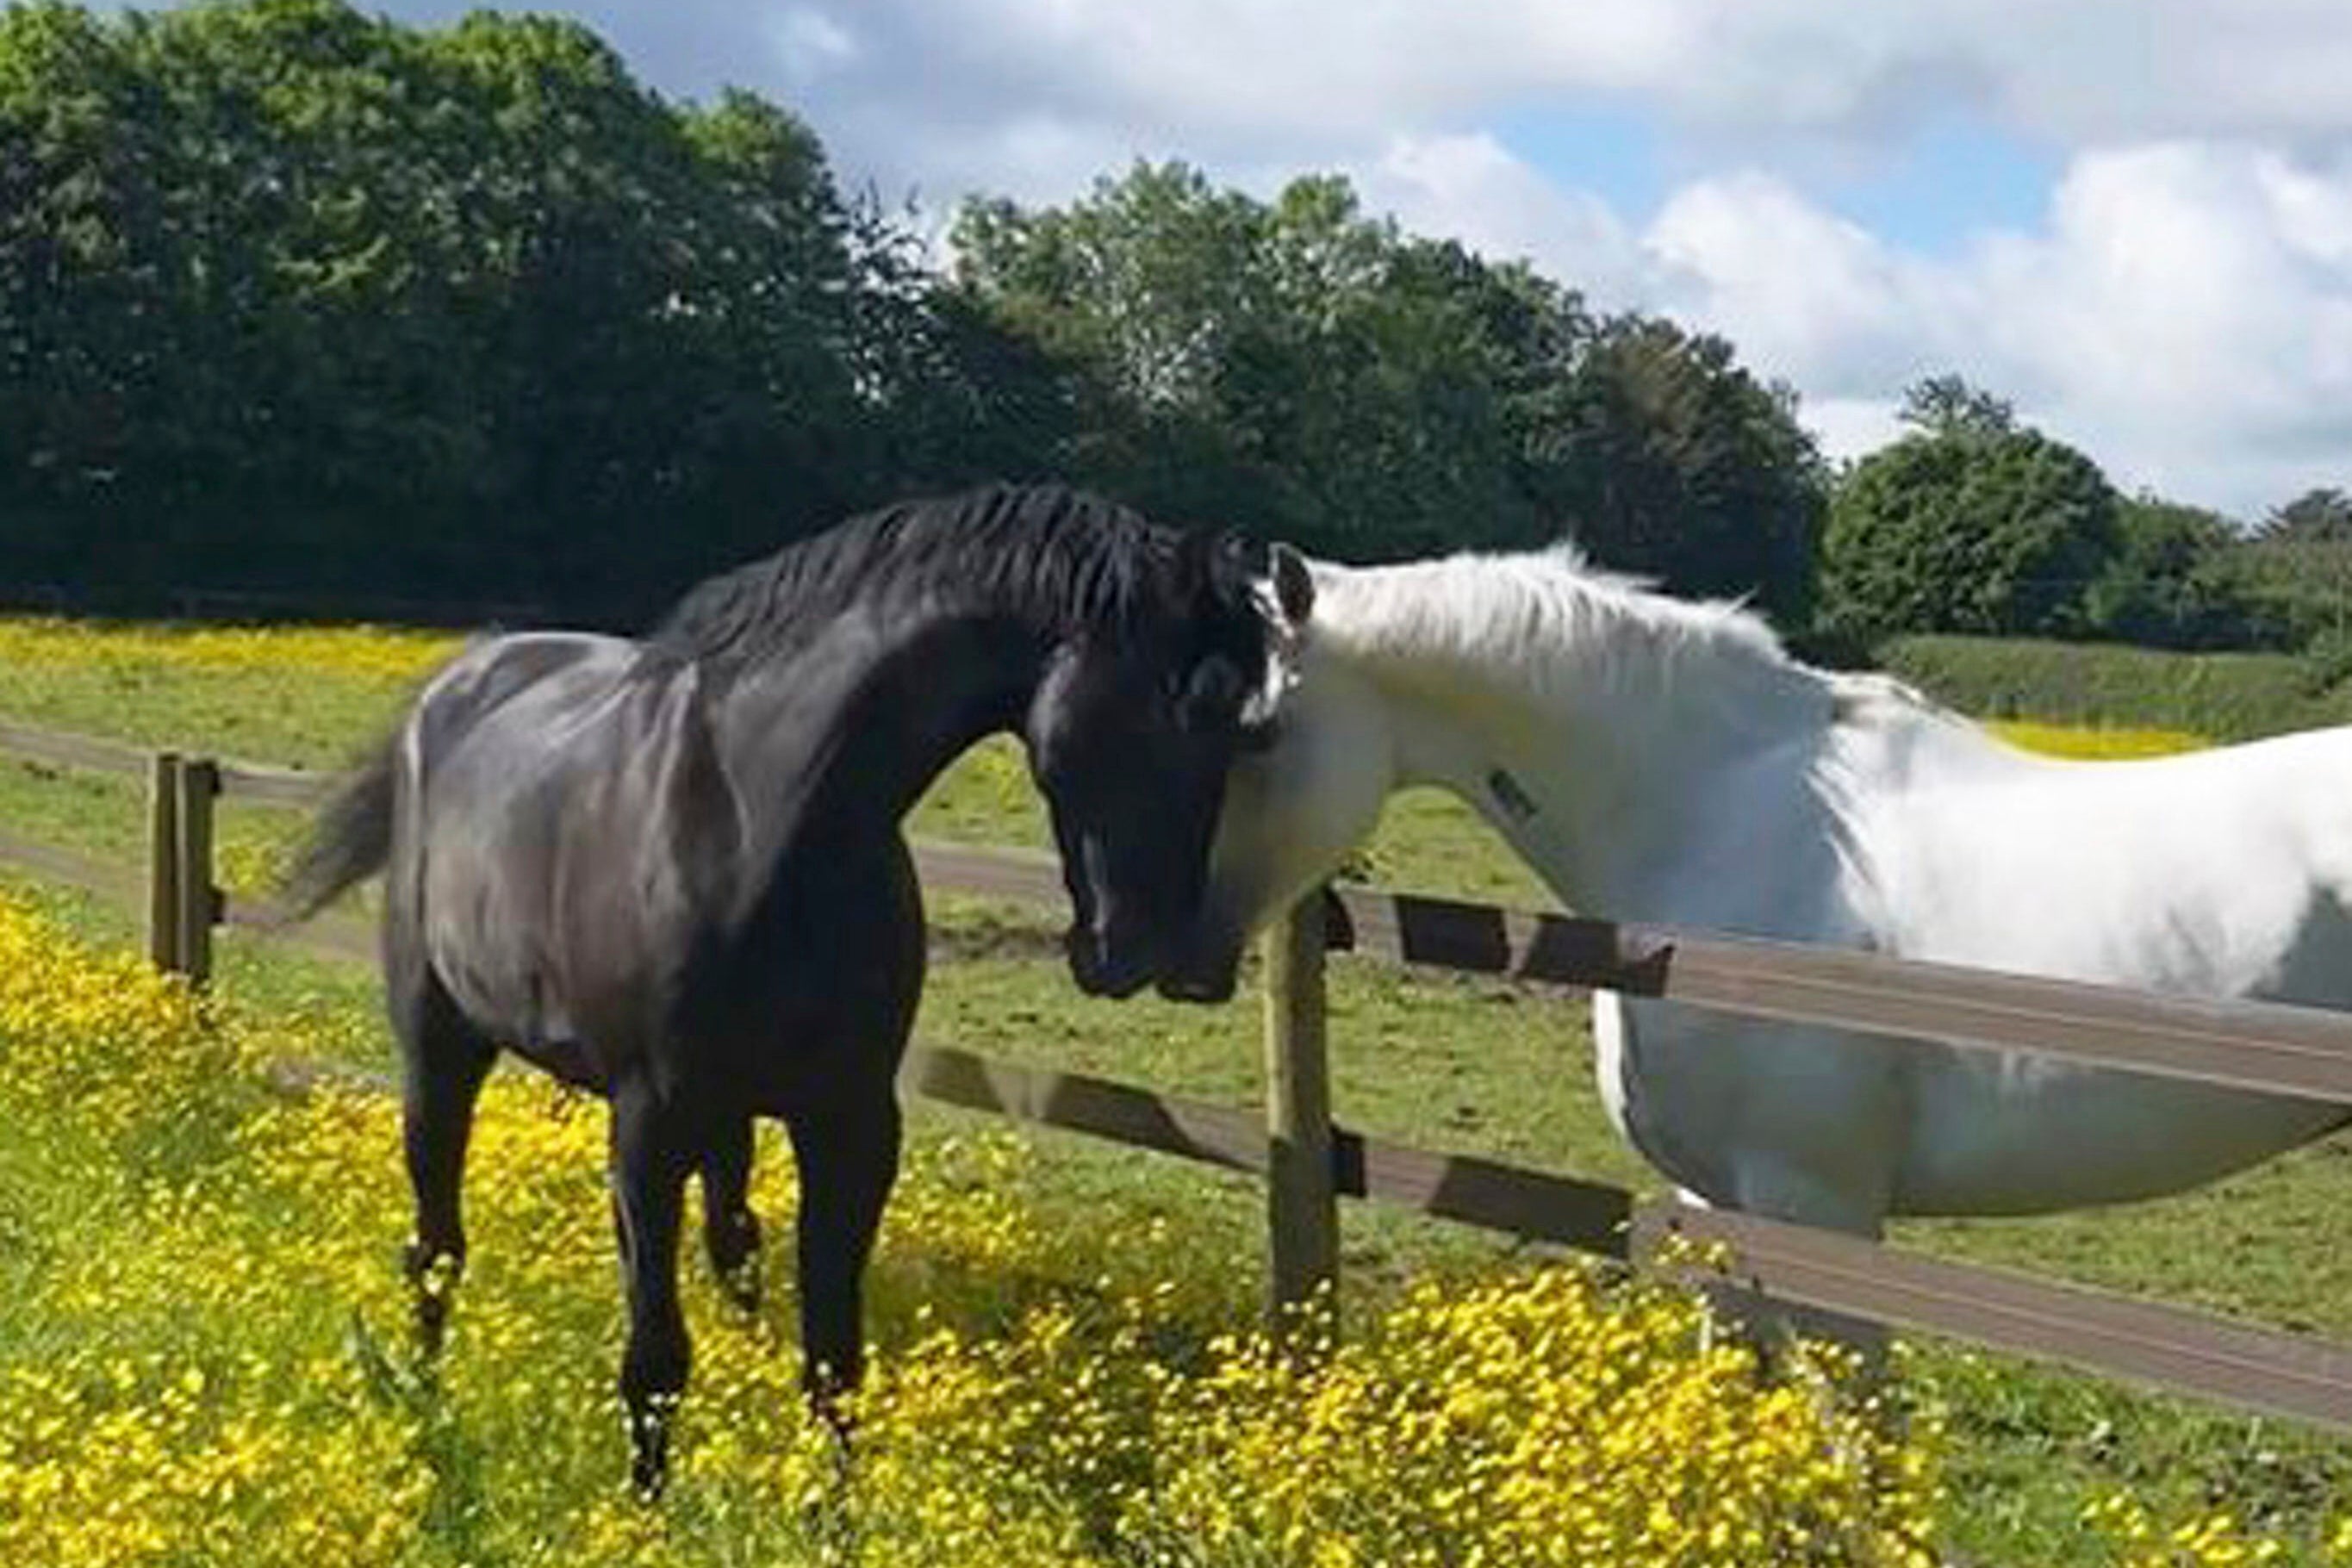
[610,1079,696,1498]
[700,1113,763,1314]
[785,1087,903,1424]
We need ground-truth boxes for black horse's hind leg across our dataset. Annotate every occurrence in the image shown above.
[610,1077,697,1499]
[784,1086,903,1422]
[700,1114,763,1313]
[395,969,497,1359]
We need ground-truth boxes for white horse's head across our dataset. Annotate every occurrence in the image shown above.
[1160,632,1398,1002]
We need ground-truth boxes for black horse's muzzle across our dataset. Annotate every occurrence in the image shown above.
[1156,887,1348,1004]
[1065,921,1160,999]
[1154,915,1246,1004]
[1154,966,1239,1005]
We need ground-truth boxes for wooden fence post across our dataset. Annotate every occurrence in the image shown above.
[146,752,182,974]
[1263,890,1339,1350]
[172,757,219,985]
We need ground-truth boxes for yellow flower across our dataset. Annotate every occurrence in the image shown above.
[0,887,2312,1567]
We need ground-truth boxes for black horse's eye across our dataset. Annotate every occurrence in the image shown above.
[1176,656,1245,732]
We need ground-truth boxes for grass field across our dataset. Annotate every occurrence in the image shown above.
[3,618,2351,1564]
[1882,634,2352,744]
[0,887,1951,1566]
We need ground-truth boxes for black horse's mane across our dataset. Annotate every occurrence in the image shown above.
[644,483,1219,679]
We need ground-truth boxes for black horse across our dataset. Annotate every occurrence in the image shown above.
[281,484,1313,1494]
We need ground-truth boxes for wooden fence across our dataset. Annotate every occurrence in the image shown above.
[3,718,2352,1432]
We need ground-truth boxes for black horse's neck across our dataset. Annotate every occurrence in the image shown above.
[778,603,1047,835]
[684,595,1060,937]
[643,485,1198,899]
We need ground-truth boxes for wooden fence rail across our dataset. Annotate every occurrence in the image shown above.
[3,720,2351,1430]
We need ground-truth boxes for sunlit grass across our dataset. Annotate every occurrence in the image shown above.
[5,618,2352,1562]
[0,892,1948,1565]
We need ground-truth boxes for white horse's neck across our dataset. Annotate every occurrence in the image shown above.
[1313,553,1857,917]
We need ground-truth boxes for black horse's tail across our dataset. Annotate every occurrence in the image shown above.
[277,728,400,922]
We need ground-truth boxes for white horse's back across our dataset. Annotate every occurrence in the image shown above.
[1195,547,2352,1241]
[1861,719,2352,1001]
[1839,716,2352,1213]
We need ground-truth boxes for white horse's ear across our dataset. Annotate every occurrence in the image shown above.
[1271,542,1314,627]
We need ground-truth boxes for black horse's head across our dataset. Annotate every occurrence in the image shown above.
[1026,530,1314,999]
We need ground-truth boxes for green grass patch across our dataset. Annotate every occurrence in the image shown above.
[1881,633,2352,742]
[4,618,2352,1561]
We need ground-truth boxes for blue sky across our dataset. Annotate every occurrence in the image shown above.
[1825,120,2063,255]
[1481,104,1667,227]
[357,1,2352,521]
[1491,104,2060,258]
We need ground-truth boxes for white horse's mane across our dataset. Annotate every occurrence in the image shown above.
[1320,542,1944,735]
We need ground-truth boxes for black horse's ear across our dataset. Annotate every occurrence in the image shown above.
[1210,528,1266,600]
[1269,541,1313,626]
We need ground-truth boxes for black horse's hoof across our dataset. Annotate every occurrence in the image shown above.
[402,1242,461,1358]
[803,1365,861,1450]
[627,1399,675,1502]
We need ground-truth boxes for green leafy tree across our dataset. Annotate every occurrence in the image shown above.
[2227,487,2352,650]
[3,9,1827,622]
[2085,495,2269,650]
[951,161,1825,619]
[2256,486,2352,544]
[1552,316,1826,619]
[1821,424,2122,641]
[1896,373,2015,440]
[0,0,900,614]
[0,1,188,579]
[950,162,1297,536]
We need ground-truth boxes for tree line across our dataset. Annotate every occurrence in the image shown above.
[0,0,1820,625]
[2,0,2343,660]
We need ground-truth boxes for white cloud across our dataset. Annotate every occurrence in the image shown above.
[1342,133,2352,515]
[363,3,2352,211]
[1644,173,1954,389]
[748,2,2352,165]
[1355,134,1650,302]
[1353,148,1966,401]
[771,8,857,84]
[352,0,2352,513]
[364,3,2352,180]
[1803,398,1909,467]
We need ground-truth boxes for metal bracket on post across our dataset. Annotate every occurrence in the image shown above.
[1263,887,1340,1354]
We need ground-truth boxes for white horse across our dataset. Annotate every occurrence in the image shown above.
[1168,545,2352,1285]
